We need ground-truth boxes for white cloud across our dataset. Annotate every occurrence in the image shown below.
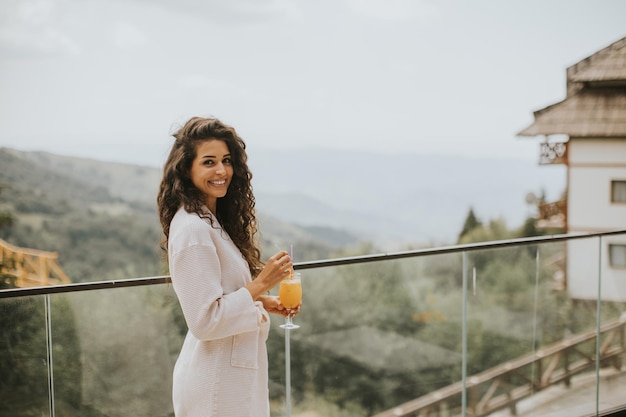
[175,74,249,98]
[344,0,439,21]
[0,23,82,56]
[231,0,303,20]
[0,0,82,55]
[135,0,303,24]
[14,0,56,25]
[111,21,149,50]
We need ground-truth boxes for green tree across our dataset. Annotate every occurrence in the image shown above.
[458,207,482,243]
[0,184,50,414]
[518,216,540,237]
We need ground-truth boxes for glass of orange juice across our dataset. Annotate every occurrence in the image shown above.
[279,272,302,329]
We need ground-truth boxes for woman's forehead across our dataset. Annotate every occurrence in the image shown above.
[195,139,229,156]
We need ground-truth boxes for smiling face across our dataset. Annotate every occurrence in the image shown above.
[189,139,233,213]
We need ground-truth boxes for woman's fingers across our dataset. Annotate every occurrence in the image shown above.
[261,296,295,317]
[257,251,294,292]
[271,251,292,274]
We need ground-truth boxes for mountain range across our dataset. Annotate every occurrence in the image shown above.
[1,146,565,249]
[250,147,565,246]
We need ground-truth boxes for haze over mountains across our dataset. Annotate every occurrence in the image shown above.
[2,146,565,248]
[253,148,566,246]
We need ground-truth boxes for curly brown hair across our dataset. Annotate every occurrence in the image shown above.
[157,116,262,276]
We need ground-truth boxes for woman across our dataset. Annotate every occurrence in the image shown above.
[157,116,294,417]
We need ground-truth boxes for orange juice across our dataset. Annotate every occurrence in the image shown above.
[279,277,302,309]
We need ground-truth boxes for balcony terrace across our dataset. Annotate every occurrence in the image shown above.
[1,231,626,417]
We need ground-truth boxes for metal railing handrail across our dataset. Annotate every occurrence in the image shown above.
[0,276,171,298]
[1,229,625,299]
[294,229,626,270]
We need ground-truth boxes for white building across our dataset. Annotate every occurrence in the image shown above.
[518,36,626,301]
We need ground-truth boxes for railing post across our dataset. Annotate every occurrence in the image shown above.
[594,236,603,417]
[467,385,479,417]
[618,321,625,370]
[563,348,571,387]
[45,294,56,417]
[505,374,517,416]
[461,251,468,417]
[535,358,543,390]
[40,256,49,285]
[439,400,449,417]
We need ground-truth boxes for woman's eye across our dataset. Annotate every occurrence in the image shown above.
[223,158,232,165]
[203,160,215,166]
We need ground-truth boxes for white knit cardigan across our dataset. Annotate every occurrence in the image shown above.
[168,207,270,417]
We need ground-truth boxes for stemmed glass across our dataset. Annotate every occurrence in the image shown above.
[279,271,301,417]
[279,272,302,329]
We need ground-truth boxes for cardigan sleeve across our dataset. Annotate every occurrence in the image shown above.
[170,242,262,341]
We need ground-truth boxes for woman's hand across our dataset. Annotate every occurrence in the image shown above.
[258,295,301,318]
[245,250,292,300]
[258,295,286,317]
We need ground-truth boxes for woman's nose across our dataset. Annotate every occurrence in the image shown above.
[215,162,225,174]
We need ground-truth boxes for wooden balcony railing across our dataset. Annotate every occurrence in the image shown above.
[0,238,70,287]
[373,318,625,417]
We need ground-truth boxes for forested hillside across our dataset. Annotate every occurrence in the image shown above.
[0,148,161,280]
[0,148,356,282]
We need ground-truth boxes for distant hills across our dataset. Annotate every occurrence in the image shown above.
[1,146,565,250]
[248,147,565,246]
[0,148,358,261]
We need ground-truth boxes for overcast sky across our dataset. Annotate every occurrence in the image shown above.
[1,0,625,168]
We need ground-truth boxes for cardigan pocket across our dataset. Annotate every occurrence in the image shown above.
[231,329,259,369]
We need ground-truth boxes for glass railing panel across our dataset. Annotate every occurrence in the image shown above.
[2,231,624,417]
[463,238,593,417]
[463,235,626,417]
[271,252,464,417]
[48,284,184,417]
[0,295,50,417]
[597,232,626,416]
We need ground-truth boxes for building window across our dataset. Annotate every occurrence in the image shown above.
[612,180,626,203]
[609,244,626,268]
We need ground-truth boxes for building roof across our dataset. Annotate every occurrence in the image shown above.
[517,87,626,137]
[518,35,626,137]
[568,36,626,83]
